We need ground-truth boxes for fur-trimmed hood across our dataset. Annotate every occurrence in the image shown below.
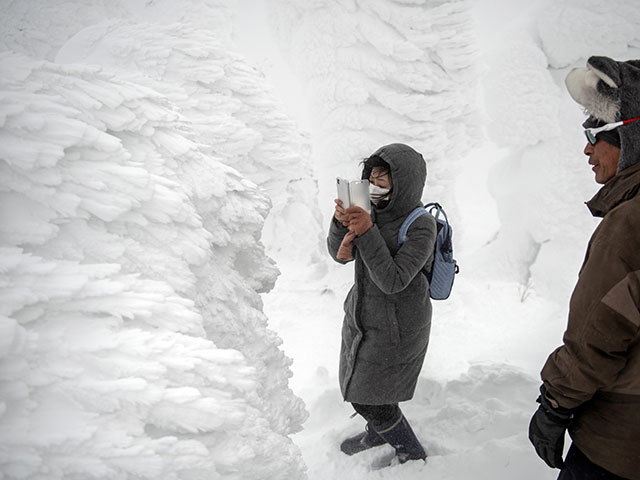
[565,56,640,172]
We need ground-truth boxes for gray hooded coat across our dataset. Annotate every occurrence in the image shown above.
[327,144,437,405]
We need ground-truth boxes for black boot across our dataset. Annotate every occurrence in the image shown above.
[374,410,426,464]
[340,423,386,455]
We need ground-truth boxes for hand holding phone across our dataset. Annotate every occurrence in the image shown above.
[345,206,373,236]
[334,198,349,226]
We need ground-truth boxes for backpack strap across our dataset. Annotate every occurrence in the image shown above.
[398,206,428,246]
[425,202,449,226]
[425,202,451,243]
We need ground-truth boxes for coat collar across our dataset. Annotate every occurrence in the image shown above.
[586,162,640,217]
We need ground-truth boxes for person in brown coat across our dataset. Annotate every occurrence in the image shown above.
[529,56,640,480]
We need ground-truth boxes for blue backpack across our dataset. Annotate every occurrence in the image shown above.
[398,202,459,300]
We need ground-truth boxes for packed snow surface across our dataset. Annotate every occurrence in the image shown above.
[1,0,640,479]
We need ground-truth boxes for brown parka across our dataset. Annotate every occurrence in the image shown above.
[541,162,640,480]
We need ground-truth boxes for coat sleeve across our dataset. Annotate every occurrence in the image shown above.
[327,215,353,264]
[541,237,640,409]
[352,215,436,294]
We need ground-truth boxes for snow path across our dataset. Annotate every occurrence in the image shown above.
[265,260,559,480]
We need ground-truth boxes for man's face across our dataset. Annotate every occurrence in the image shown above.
[584,139,621,184]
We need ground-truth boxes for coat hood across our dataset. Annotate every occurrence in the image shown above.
[362,143,426,222]
[565,56,640,173]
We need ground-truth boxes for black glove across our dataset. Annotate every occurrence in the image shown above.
[528,385,574,469]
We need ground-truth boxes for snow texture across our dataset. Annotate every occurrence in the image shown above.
[475,0,640,297]
[262,0,640,479]
[536,0,640,69]
[3,0,640,479]
[56,20,322,266]
[0,0,234,61]
[1,0,323,266]
[0,3,309,478]
[267,0,482,214]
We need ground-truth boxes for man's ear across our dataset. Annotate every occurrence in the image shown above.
[587,56,621,88]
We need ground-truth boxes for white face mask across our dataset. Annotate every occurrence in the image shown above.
[369,183,391,205]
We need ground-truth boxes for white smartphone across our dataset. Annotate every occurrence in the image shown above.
[349,180,371,214]
[336,177,351,208]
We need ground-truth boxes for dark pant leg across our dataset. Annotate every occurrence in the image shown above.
[352,403,399,427]
[557,444,629,480]
[353,403,426,461]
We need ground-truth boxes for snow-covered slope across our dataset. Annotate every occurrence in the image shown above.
[0,8,308,478]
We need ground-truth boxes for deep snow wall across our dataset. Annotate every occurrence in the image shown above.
[0,1,311,478]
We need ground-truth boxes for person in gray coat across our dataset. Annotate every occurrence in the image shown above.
[327,143,437,464]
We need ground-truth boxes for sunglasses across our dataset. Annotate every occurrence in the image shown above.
[585,117,640,145]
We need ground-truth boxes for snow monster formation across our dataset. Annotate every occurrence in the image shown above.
[0,20,307,480]
[54,20,323,267]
